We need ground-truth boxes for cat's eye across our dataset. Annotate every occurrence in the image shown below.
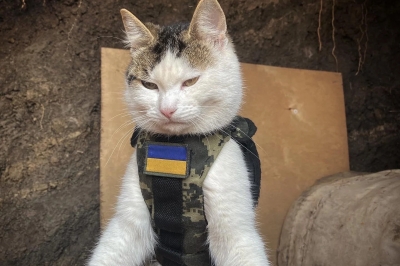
[183,76,200,87]
[141,80,158,90]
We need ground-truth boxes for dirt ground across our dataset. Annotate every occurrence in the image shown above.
[0,0,399,265]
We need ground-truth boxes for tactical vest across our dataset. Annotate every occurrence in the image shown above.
[130,116,261,266]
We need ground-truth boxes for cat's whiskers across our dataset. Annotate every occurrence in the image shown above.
[119,113,153,135]
[109,120,136,141]
[179,106,218,108]
[117,126,136,158]
[144,121,158,133]
[132,115,153,129]
[188,118,204,136]
[105,124,135,167]
[132,112,153,126]
[219,128,260,160]
[195,114,220,133]
[228,123,268,156]
[109,107,131,113]
[103,91,125,95]
[105,112,132,123]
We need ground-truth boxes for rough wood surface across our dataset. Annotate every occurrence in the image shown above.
[278,170,400,266]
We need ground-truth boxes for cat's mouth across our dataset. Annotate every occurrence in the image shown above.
[164,120,186,125]
[157,119,190,135]
[162,120,187,127]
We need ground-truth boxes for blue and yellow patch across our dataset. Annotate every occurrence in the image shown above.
[144,142,189,178]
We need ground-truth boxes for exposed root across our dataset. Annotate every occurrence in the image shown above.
[361,2,368,69]
[356,3,365,75]
[318,0,323,51]
[64,0,83,56]
[331,0,338,72]
[40,104,45,130]
[356,1,368,75]
[21,0,26,10]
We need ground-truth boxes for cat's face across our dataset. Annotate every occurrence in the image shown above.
[121,0,242,135]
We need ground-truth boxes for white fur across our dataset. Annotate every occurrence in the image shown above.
[124,43,242,136]
[90,41,270,266]
[88,152,157,266]
[204,140,270,265]
[90,53,270,263]
[89,141,270,266]
[90,1,270,264]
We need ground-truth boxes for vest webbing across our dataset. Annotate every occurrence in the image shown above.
[131,116,261,266]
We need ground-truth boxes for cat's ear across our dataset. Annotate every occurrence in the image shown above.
[120,9,154,48]
[188,0,227,47]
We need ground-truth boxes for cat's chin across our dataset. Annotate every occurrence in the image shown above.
[152,121,193,136]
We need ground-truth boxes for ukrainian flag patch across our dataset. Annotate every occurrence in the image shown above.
[144,142,189,178]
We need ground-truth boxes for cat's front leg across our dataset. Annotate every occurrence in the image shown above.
[203,140,270,266]
[88,151,157,266]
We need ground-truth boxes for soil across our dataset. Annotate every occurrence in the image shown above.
[0,0,399,265]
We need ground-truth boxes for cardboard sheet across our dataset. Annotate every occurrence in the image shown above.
[100,47,349,265]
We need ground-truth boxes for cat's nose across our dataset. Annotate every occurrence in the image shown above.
[161,108,176,119]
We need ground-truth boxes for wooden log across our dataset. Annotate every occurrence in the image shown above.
[277,170,400,266]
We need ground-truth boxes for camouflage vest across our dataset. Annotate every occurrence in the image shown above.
[131,116,261,266]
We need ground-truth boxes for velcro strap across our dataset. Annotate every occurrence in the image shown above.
[153,176,183,232]
[156,243,183,265]
[156,242,212,266]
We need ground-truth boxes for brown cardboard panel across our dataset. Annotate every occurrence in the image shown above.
[100,48,133,228]
[100,47,349,265]
[240,63,349,263]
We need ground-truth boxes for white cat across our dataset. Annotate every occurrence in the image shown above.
[89,0,270,265]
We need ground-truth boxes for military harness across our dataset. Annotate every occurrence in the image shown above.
[130,116,261,266]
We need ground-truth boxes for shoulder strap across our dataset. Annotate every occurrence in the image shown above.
[229,116,261,207]
[130,127,141,147]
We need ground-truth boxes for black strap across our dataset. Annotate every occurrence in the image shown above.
[153,176,183,232]
[239,135,261,207]
[152,176,184,265]
[156,243,183,266]
[229,117,261,207]
[130,127,140,147]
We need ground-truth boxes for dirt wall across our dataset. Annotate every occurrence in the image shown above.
[0,0,399,265]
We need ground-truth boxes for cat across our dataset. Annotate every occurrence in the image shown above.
[89,0,270,265]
